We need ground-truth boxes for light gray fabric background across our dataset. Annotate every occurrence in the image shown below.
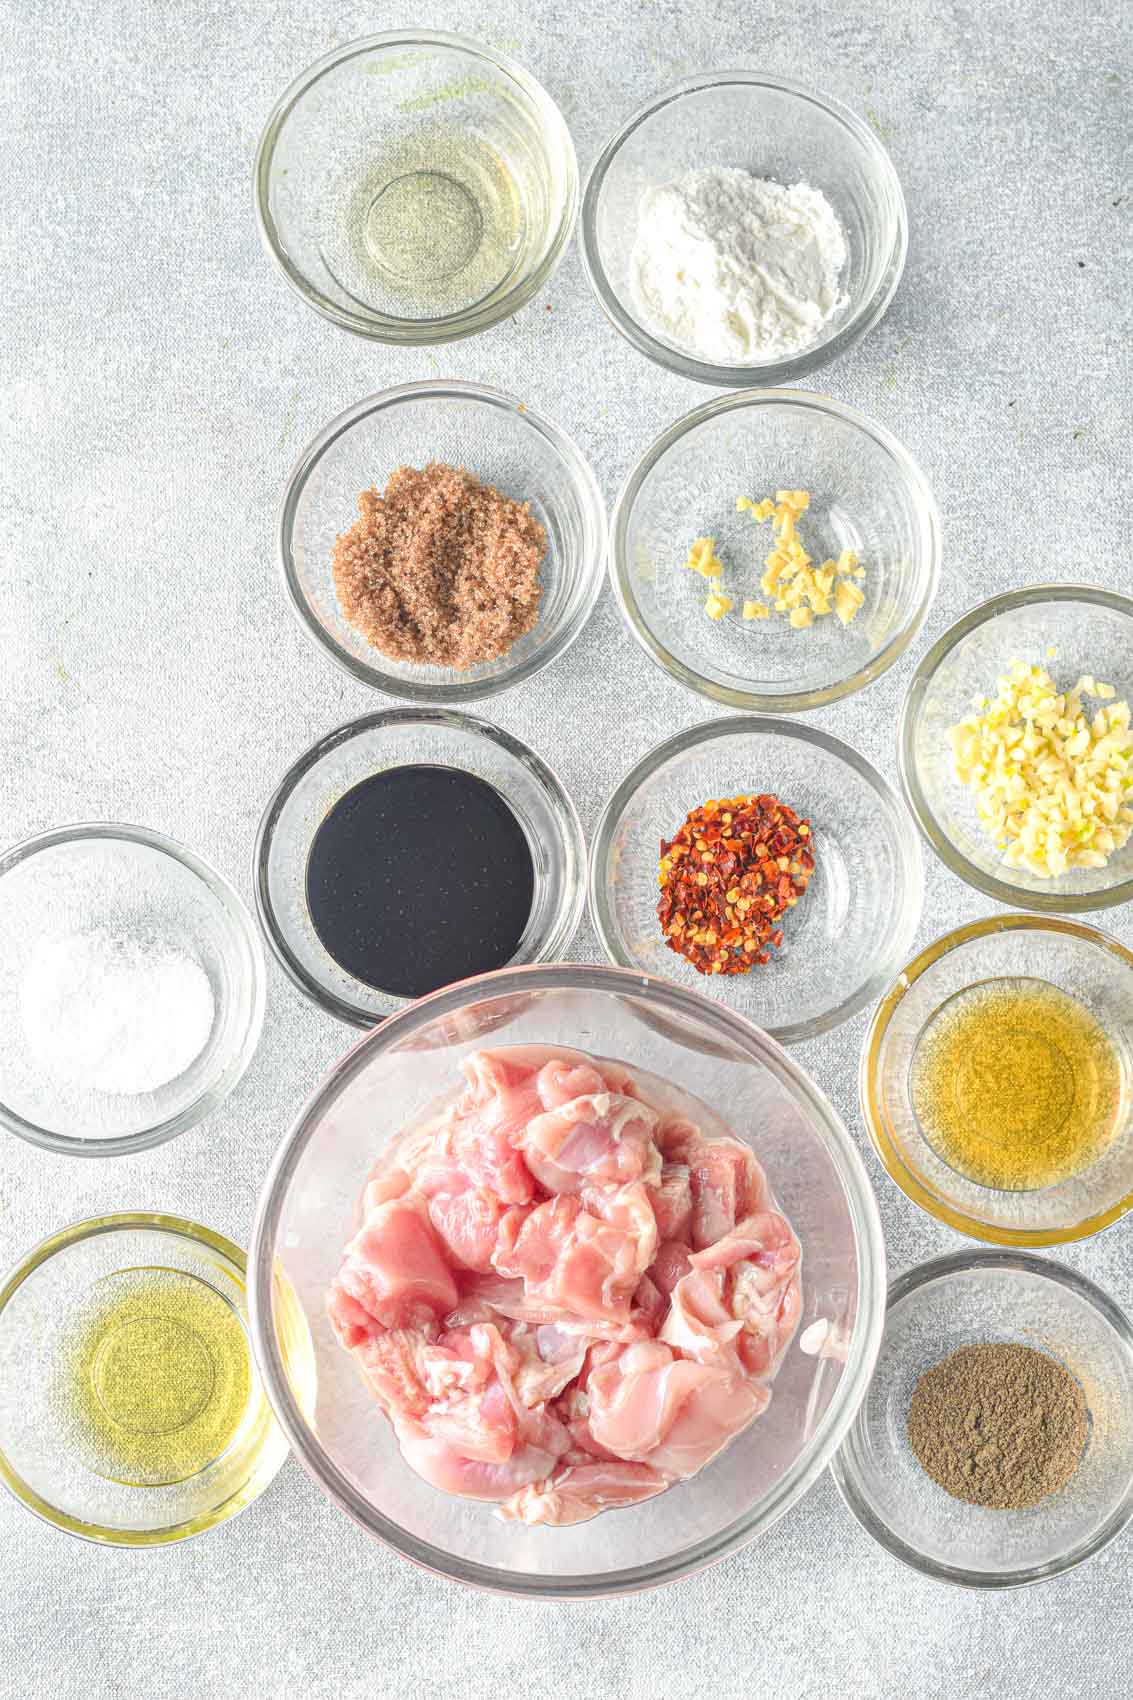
[1,1,1131,1695]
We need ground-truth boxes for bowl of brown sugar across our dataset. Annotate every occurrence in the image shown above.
[279,381,606,703]
[831,1250,1133,1587]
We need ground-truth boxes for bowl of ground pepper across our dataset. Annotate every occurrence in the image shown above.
[279,382,606,703]
[831,1250,1133,1587]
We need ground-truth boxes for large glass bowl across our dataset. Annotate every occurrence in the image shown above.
[609,391,940,714]
[248,964,886,1597]
[256,32,578,344]
[580,73,906,388]
[279,383,606,703]
[899,585,1133,911]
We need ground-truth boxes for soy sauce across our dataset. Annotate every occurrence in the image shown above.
[305,765,535,1000]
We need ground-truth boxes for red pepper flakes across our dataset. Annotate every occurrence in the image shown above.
[656,794,815,976]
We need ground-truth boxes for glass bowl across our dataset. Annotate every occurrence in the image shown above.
[248,963,886,1597]
[589,716,923,1044]
[0,824,265,1158]
[831,1250,1133,1587]
[899,585,1133,911]
[861,913,1133,1246]
[0,1214,295,1546]
[254,708,586,1027]
[255,31,578,343]
[279,382,606,703]
[609,390,939,713]
[579,72,907,387]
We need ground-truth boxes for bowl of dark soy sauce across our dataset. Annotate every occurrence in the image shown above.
[253,709,585,1025]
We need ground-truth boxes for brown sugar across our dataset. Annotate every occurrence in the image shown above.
[331,462,546,670]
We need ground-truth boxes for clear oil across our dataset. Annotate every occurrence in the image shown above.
[909,977,1125,1192]
[67,1267,252,1486]
[320,126,525,320]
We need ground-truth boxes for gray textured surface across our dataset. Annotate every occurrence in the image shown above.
[1,0,1131,1694]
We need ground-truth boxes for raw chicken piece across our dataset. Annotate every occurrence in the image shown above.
[520,1092,661,1195]
[492,1192,650,1322]
[498,1460,672,1525]
[329,1195,458,1337]
[690,1211,802,1378]
[587,1339,768,1478]
[328,1046,802,1527]
[646,1163,694,1242]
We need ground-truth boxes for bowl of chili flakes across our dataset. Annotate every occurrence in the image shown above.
[589,714,923,1043]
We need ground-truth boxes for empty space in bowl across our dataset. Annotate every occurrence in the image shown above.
[587,78,901,368]
[256,976,878,1588]
[283,388,602,698]
[261,37,573,330]
[257,715,583,1026]
[593,720,921,1041]
[906,594,1133,904]
[837,1259,1133,1580]
[868,921,1133,1241]
[617,397,934,705]
[0,834,259,1145]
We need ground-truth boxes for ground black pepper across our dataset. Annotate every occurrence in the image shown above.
[907,1342,1088,1510]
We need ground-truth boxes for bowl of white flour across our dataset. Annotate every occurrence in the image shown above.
[580,72,907,386]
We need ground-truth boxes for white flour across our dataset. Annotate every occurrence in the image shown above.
[629,167,849,363]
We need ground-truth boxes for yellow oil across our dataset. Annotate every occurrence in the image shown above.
[69,1267,252,1486]
[910,977,1125,1191]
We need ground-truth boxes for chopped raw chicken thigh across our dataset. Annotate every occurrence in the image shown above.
[328,1045,801,1526]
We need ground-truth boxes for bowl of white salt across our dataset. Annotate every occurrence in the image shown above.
[579,72,907,387]
[0,824,265,1156]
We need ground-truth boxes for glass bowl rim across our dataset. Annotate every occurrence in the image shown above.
[277,379,608,703]
[0,1211,286,1547]
[578,69,909,389]
[252,707,588,1027]
[897,582,1133,911]
[253,29,580,345]
[607,387,941,712]
[830,1246,1133,1588]
[859,910,1133,1246]
[247,959,888,1598]
[588,712,925,1043]
[0,822,266,1158]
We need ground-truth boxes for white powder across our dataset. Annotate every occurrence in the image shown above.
[20,926,215,1097]
[629,167,849,363]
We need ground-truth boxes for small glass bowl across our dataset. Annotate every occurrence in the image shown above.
[831,1250,1133,1588]
[279,382,606,703]
[249,963,887,1596]
[0,1214,295,1546]
[254,708,586,1026]
[255,31,578,343]
[589,715,923,1043]
[899,585,1133,911]
[0,824,265,1158]
[609,390,940,714]
[860,913,1133,1246]
[580,72,907,387]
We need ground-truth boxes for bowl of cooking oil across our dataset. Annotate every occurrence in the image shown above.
[255,31,578,344]
[0,1214,310,1545]
[861,914,1133,1246]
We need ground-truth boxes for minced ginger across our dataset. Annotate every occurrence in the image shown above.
[949,662,1133,877]
[683,490,866,628]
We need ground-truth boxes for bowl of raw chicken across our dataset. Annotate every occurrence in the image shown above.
[249,964,885,1596]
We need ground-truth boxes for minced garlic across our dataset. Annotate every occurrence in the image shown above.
[684,537,725,579]
[949,661,1133,877]
[743,599,770,620]
[704,590,732,620]
[736,490,866,629]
